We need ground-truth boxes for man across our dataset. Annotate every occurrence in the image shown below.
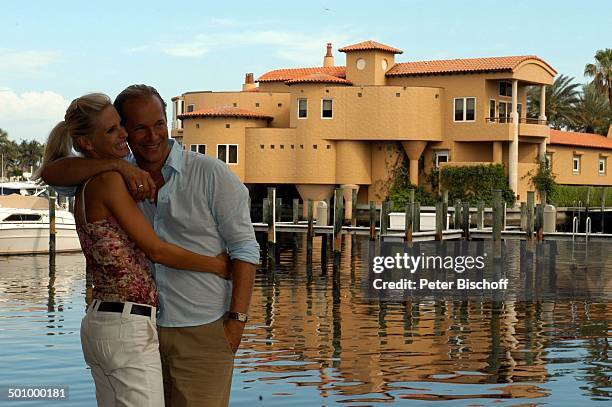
[42,85,259,406]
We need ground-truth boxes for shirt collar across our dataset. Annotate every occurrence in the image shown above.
[127,139,183,174]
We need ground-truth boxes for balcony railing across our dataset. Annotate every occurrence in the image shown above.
[485,117,548,125]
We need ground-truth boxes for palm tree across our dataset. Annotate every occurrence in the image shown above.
[584,48,612,108]
[527,74,580,130]
[571,83,612,135]
[18,140,45,175]
[0,128,20,179]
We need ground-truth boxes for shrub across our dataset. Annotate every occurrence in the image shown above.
[549,185,612,207]
[439,164,516,206]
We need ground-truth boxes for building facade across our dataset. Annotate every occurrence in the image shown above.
[171,40,612,210]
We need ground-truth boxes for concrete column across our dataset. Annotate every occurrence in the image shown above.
[296,184,335,219]
[538,139,546,162]
[538,85,547,122]
[340,184,359,221]
[508,80,519,197]
[401,141,428,187]
[493,141,503,163]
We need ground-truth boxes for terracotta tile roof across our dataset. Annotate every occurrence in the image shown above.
[386,55,557,76]
[286,73,352,85]
[257,66,346,82]
[338,40,403,54]
[178,106,272,120]
[549,129,612,150]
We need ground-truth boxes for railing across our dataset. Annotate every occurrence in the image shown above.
[485,117,549,125]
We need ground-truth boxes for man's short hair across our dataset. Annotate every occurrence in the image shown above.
[114,84,167,123]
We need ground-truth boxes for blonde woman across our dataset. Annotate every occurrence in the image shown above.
[40,93,230,406]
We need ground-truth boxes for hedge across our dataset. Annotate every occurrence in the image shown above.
[549,185,612,207]
[440,164,516,206]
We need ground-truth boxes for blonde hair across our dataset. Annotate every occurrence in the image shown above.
[34,93,112,180]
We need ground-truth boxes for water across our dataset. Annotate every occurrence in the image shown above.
[0,236,610,406]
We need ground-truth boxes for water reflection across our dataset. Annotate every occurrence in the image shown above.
[0,237,610,406]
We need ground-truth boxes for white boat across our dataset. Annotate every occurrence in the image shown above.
[0,181,48,197]
[0,194,81,255]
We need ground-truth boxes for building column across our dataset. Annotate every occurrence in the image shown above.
[401,141,428,186]
[508,80,519,197]
[341,184,359,221]
[493,141,503,163]
[538,139,546,162]
[538,85,547,122]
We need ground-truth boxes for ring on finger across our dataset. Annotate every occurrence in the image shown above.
[137,184,144,189]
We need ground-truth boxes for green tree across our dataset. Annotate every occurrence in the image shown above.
[0,128,20,178]
[570,83,612,135]
[584,48,612,109]
[527,74,580,129]
[17,139,44,174]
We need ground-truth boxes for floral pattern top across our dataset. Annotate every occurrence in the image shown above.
[77,216,158,307]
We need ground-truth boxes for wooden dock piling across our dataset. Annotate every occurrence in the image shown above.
[476,201,484,230]
[333,188,344,269]
[435,201,444,241]
[454,199,461,230]
[462,201,470,239]
[527,191,535,240]
[49,189,56,266]
[492,189,502,241]
[413,202,420,232]
[404,202,413,242]
[292,199,299,224]
[306,200,313,264]
[266,188,276,269]
[369,201,377,241]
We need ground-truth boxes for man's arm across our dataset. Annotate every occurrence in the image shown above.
[224,260,256,353]
[41,157,156,200]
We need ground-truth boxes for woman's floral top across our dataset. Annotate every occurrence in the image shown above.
[77,216,158,307]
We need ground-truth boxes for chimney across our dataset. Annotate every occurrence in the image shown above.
[242,72,256,91]
[323,43,334,67]
[608,124,612,138]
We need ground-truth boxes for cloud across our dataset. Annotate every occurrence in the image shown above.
[129,29,359,65]
[0,89,70,142]
[0,49,59,74]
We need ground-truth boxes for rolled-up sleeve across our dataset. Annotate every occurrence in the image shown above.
[208,163,260,265]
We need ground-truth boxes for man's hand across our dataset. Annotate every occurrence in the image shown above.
[223,319,244,353]
[115,161,156,201]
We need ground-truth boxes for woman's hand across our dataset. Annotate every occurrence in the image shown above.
[116,161,156,201]
[216,253,233,280]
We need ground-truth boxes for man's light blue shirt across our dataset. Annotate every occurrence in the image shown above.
[136,140,259,327]
[56,140,260,327]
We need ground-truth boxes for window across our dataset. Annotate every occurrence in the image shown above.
[435,150,449,168]
[298,98,307,118]
[545,153,553,169]
[232,103,237,107]
[322,99,333,118]
[195,123,199,128]
[499,82,512,97]
[573,155,581,173]
[4,214,42,222]
[190,144,206,155]
[489,100,496,121]
[217,144,238,164]
[255,102,260,107]
[186,104,195,113]
[599,157,606,174]
[454,97,475,122]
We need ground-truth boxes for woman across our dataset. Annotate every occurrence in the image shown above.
[40,93,229,407]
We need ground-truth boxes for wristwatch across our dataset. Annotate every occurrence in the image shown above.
[226,311,248,323]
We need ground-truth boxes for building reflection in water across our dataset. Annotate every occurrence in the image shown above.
[239,235,611,402]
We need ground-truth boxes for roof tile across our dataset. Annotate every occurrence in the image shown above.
[338,40,403,54]
[178,106,272,120]
[387,55,557,76]
[257,66,346,82]
[286,73,352,85]
[549,129,612,150]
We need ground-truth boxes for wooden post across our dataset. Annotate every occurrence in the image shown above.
[601,187,606,234]
[267,188,276,269]
[462,201,470,239]
[413,202,420,233]
[408,189,415,205]
[527,191,535,240]
[262,198,269,224]
[275,197,282,222]
[442,190,449,230]
[435,201,444,241]
[536,203,544,241]
[306,200,313,265]
[351,189,357,227]
[49,189,56,265]
[369,201,377,241]
[292,199,299,224]
[380,201,390,239]
[520,202,527,231]
[476,201,484,230]
[333,188,343,269]
[404,202,413,242]
[454,199,461,230]
[492,189,502,241]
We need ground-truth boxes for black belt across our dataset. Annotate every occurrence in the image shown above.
[96,301,152,317]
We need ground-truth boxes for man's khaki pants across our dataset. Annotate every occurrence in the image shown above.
[158,318,235,407]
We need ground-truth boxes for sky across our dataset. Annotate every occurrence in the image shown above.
[1,0,610,143]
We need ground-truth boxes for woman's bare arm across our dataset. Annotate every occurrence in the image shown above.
[93,171,230,278]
